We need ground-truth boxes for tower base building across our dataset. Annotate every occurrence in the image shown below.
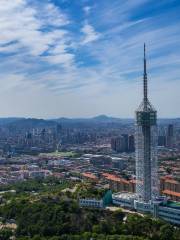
[112,192,180,225]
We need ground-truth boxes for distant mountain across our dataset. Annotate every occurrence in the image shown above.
[49,115,135,128]
[92,115,120,122]
[0,118,56,129]
[0,117,24,125]
[52,115,132,123]
[0,116,179,129]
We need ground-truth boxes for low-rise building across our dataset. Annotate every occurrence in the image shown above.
[112,192,180,225]
[160,176,180,201]
[81,172,99,182]
[102,173,135,193]
[103,173,180,202]
[79,190,112,208]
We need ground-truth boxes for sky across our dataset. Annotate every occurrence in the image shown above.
[0,0,180,118]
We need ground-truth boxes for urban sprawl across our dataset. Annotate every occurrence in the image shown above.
[0,46,180,227]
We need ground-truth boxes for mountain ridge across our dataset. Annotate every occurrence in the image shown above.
[0,115,179,126]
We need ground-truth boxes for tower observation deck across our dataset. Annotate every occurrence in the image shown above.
[135,44,159,202]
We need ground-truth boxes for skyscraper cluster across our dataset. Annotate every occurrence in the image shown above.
[158,124,174,148]
[111,134,135,153]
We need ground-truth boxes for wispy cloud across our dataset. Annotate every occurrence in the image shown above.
[0,0,74,65]
[0,0,179,117]
[81,23,101,45]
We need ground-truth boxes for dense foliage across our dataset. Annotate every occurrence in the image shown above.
[0,176,72,193]
[0,179,180,240]
[74,183,107,199]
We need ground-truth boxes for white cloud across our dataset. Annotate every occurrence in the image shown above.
[81,23,101,44]
[0,0,73,63]
[37,2,69,27]
[0,0,179,118]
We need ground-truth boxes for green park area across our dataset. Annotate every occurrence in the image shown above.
[39,151,78,158]
[0,179,179,240]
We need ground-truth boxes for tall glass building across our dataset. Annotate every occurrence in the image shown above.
[135,44,159,202]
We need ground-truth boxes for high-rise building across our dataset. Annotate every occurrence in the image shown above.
[111,136,126,152]
[122,134,129,152]
[167,124,174,137]
[128,135,135,152]
[135,44,158,202]
[166,124,174,148]
[158,135,166,147]
[111,135,135,153]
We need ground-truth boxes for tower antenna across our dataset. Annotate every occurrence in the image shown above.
[143,43,148,108]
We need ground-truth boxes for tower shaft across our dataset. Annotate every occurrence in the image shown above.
[142,125,151,201]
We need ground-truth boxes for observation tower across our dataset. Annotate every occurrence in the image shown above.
[135,44,159,202]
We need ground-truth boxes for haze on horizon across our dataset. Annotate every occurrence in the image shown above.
[0,0,180,119]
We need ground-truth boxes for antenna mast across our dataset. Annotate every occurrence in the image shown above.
[143,43,148,109]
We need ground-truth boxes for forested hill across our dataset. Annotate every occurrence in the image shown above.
[0,178,179,240]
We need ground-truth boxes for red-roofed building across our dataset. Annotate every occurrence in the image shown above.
[162,190,180,201]
[160,176,180,201]
[82,172,98,182]
[102,173,135,193]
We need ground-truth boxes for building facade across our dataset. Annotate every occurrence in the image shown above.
[111,135,135,153]
[160,176,180,201]
[79,190,112,208]
[166,124,174,148]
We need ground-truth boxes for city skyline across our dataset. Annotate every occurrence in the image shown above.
[0,0,180,118]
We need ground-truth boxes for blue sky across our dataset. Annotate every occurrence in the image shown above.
[0,0,180,118]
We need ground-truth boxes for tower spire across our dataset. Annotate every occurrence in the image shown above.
[143,43,148,107]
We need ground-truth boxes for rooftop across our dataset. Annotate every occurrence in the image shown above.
[113,192,138,200]
[161,176,179,184]
[160,200,180,210]
[102,173,129,184]
[82,172,98,180]
[163,189,180,197]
